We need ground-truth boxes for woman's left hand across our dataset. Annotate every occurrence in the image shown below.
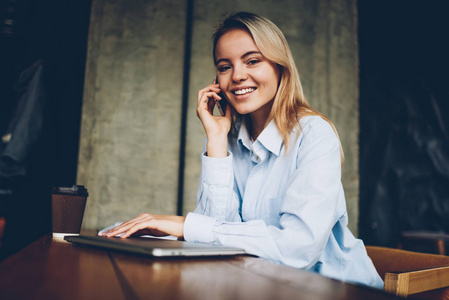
[101,213,186,239]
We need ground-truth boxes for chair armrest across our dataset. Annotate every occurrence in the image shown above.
[385,266,449,297]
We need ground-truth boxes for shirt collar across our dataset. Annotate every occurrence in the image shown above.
[237,121,252,152]
[237,119,283,157]
[258,120,283,156]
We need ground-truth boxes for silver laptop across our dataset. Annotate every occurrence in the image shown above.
[64,235,246,257]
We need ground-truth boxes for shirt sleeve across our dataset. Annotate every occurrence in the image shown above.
[184,124,342,270]
[192,150,242,222]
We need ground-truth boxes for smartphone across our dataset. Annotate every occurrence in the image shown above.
[215,76,227,116]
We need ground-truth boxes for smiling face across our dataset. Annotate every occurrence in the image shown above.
[215,29,280,122]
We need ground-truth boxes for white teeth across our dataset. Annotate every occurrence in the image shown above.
[234,88,255,95]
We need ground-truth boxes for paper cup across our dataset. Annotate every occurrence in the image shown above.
[51,185,88,238]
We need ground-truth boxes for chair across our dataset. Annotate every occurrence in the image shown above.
[366,246,449,299]
[399,231,449,255]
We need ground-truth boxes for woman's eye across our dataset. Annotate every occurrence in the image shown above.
[218,65,231,72]
[247,59,260,65]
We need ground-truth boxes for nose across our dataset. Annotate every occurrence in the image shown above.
[231,65,248,82]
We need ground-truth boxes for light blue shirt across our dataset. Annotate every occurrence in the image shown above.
[183,116,383,288]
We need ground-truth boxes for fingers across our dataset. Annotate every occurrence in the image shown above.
[102,213,151,237]
[197,84,221,113]
[118,219,156,239]
[197,83,220,105]
[101,214,186,239]
[198,91,221,109]
[197,96,223,122]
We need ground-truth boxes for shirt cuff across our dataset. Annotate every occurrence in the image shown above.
[201,151,233,185]
[183,212,216,244]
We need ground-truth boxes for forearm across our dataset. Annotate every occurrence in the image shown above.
[195,150,241,222]
[183,213,328,270]
[206,133,228,158]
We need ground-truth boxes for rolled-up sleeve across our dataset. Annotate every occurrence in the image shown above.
[193,151,241,221]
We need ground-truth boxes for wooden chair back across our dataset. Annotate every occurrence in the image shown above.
[366,246,449,299]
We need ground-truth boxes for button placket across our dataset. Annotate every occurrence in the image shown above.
[242,169,259,221]
[253,140,267,163]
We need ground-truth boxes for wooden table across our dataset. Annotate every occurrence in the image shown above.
[0,233,400,300]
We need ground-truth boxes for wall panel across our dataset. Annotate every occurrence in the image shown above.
[78,0,186,229]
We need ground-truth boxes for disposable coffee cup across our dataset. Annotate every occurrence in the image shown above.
[51,185,88,238]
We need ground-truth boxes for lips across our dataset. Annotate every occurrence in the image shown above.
[232,87,257,95]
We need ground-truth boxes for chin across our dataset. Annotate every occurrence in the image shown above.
[231,103,253,115]
[234,107,254,115]
[234,102,271,116]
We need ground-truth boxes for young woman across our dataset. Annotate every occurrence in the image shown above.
[103,12,383,288]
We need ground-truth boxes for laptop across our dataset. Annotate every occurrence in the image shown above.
[64,235,246,257]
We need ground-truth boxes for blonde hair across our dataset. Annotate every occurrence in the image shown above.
[213,12,344,165]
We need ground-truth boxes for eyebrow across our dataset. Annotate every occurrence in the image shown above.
[215,51,262,65]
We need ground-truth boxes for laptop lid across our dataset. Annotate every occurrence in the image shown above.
[64,235,246,257]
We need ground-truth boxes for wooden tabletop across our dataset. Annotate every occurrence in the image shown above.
[0,233,400,300]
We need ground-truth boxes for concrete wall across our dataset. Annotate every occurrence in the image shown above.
[78,0,359,234]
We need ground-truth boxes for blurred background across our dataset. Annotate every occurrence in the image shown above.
[0,0,447,259]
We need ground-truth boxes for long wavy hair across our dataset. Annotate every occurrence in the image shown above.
[212,12,344,164]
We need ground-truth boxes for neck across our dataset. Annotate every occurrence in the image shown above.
[248,108,271,140]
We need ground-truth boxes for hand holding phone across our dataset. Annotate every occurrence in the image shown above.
[197,78,231,158]
[215,76,227,116]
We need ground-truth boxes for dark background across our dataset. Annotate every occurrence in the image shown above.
[358,1,449,249]
[0,0,92,258]
[0,0,448,259]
